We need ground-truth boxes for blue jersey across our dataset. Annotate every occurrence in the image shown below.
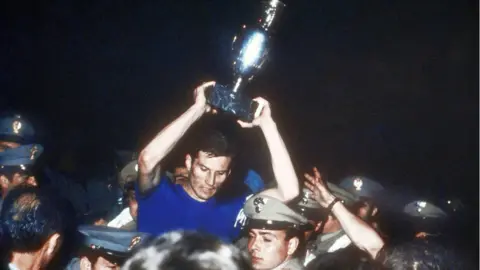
[137,176,250,242]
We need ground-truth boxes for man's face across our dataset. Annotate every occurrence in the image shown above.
[247,229,291,270]
[0,141,21,152]
[185,151,231,201]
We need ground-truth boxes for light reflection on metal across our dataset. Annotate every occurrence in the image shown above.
[12,120,22,134]
[353,178,363,191]
[261,0,282,30]
[239,32,265,74]
[417,201,427,208]
[230,0,285,85]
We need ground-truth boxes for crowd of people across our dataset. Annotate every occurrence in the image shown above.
[0,81,475,269]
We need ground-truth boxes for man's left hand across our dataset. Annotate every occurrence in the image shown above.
[304,167,336,208]
[237,97,272,128]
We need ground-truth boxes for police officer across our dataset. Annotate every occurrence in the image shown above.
[244,194,308,270]
[0,114,37,151]
[403,199,447,240]
[339,176,384,232]
[0,113,42,201]
[302,167,385,269]
[66,225,151,270]
[108,160,139,230]
[339,176,384,199]
[298,182,358,265]
[0,144,43,209]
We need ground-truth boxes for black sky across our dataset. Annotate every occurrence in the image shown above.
[1,0,478,203]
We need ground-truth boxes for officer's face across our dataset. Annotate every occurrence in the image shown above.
[0,141,21,152]
[185,151,231,201]
[248,229,296,270]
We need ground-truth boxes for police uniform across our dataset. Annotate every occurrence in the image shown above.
[404,200,447,219]
[243,194,308,270]
[0,114,36,144]
[338,176,385,226]
[300,183,358,266]
[66,225,151,270]
[105,159,138,230]
[403,200,447,240]
[339,176,384,199]
[0,144,43,211]
[0,144,43,167]
[119,160,138,191]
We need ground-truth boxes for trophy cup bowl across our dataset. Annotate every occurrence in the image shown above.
[207,0,285,122]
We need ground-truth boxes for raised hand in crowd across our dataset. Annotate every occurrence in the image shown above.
[304,166,385,259]
[193,81,217,114]
[304,167,336,208]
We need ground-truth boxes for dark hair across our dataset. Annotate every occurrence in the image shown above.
[189,130,237,159]
[122,230,253,270]
[379,240,474,270]
[0,185,64,252]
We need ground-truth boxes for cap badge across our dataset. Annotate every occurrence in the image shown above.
[301,190,310,205]
[353,178,363,191]
[128,236,142,251]
[12,120,22,134]
[30,145,38,160]
[253,197,267,213]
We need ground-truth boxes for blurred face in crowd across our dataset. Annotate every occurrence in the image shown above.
[127,190,138,220]
[184,151,231,202]
[248,229,299,270]
[303,220,321,241]
[35,233,63,269]
[80,255,120,270]
[319,215,342,234]
[0,172,35,196]
[0,141,21,152]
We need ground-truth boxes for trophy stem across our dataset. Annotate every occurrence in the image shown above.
[232,78,243,94]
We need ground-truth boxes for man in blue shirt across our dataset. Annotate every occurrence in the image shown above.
[136,81,300,242]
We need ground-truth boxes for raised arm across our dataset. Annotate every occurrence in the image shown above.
[304,168,385,259]
[137,81,215,193]
[237,98,299,202]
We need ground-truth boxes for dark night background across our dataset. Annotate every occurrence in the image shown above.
[1,0,478,227]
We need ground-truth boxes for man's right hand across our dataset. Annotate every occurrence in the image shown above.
[194,81,216,113]
[137,81,217,194]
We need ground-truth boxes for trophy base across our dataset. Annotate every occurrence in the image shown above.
[207,84,258,122]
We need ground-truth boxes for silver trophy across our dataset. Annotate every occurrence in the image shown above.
[207,0,285,121]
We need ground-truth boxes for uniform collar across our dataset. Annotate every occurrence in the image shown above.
[273,258,304,270]
[307,229,345,256]
[318,229,344,242]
